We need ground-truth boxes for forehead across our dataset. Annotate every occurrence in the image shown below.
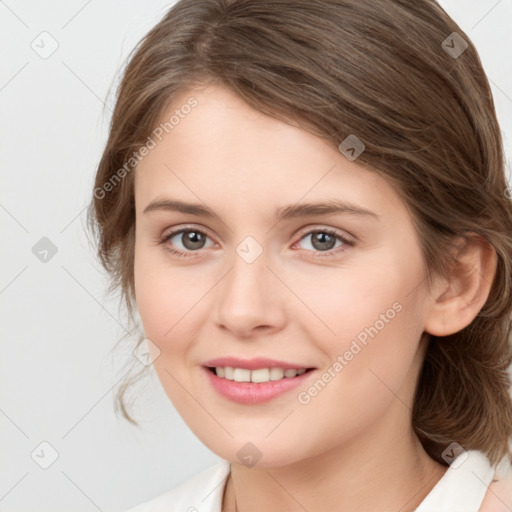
[134,84,407,224]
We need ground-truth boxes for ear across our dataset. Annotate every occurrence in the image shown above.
[424,234,497,337]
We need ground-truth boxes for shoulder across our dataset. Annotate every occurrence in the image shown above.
[124,460,231,512]
[480,461,512,512]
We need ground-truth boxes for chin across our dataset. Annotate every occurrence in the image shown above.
[201,436,312,469]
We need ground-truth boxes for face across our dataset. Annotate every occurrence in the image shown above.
[133,83,433,467]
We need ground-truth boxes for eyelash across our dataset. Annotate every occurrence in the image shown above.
[158,226,354,259]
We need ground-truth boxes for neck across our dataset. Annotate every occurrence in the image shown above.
[224,407,447,512]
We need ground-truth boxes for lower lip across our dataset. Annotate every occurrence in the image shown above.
[203,367,315,404]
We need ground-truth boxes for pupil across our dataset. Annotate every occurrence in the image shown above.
[183,231,204,250]
[312,232,335,251]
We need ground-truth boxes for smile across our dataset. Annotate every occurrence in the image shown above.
[210,366,309,382]
[203,365,316,404]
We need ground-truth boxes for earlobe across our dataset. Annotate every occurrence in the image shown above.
[424,234,497,337]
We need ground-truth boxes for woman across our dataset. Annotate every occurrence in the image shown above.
[88,1,512,510]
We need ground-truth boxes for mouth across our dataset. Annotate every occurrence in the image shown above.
[201,358,317,404]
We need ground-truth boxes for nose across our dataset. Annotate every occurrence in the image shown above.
[213,246,287,338]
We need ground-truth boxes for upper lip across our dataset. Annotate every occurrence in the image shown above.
[203,357,314,370]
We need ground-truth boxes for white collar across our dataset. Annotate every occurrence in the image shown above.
[416,449,495,511]
[126,450,495,511]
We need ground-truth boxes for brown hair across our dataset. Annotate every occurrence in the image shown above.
[87,0,512,467]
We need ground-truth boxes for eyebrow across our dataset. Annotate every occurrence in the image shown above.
[142,198,379,221]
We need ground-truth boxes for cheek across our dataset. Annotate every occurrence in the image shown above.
[284,280,424,459]
[134,242,190,353]
[290,256,425,397]
[134,265,198,350]
[133,259,203,409]
[285,257,412,343]
[133,245,220,389]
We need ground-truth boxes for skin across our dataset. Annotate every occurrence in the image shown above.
[133,82,498,511]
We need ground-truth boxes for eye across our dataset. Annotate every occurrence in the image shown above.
[158,226,354,259]
[159,228,215,257]
[294,228,353,257]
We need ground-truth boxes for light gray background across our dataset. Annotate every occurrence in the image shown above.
[1,1,511,510]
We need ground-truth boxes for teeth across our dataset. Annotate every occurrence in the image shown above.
[233,368,251,382]
[214,366,308,383]
[251,368,270,383]
[270,368,284,380]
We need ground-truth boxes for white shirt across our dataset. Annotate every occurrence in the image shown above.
[125,450,496,512]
